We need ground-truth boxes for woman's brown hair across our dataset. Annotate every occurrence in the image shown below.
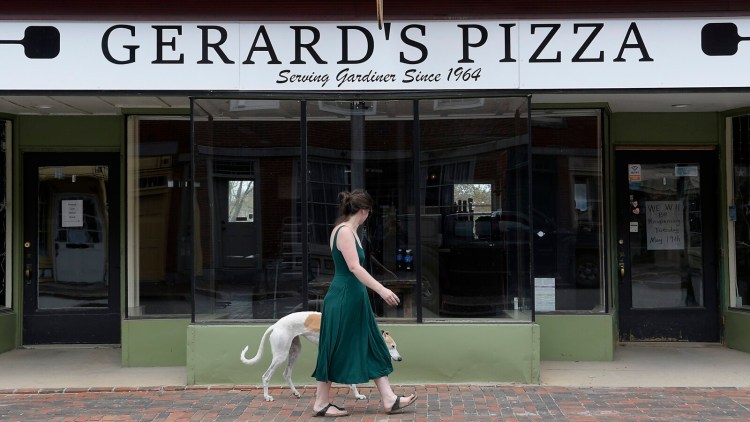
[335,189,373,225]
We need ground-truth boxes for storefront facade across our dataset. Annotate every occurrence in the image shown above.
[1,1,749,385]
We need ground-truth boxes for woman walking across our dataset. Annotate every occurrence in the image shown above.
[312,189,416,417]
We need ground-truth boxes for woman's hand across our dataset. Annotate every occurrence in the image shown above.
[379,287,400,307]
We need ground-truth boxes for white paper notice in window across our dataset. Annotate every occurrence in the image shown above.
[61,199,84,228]
[645,200,684,250]
[534,278,556,312]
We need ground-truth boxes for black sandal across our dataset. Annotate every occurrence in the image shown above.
[313,403,349,417]
[385,394,417,414]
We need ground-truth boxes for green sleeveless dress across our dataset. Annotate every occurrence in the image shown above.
[312,226,394,384]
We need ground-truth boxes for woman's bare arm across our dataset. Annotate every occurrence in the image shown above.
[337,227,400,306]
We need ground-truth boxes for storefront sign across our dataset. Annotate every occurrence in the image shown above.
[0,18,748,90]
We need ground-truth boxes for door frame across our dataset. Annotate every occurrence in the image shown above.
[22,152,121,344]
[615,148,720,342]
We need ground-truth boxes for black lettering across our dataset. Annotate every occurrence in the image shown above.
[338,26,374,64]
[572,23,604,62]
[151,25,184,64]
[458,24,488,63]
[277,69,290,83]
[243,25,281,64]
[499,23,516,63]
[101,25,139,65]
[529,24,561,63]
[290,26,326,64]
[400,25,427,64]
[614,22,654,62]
[197,25,234,64]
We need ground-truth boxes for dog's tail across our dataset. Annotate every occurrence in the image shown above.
[240,325,274,365]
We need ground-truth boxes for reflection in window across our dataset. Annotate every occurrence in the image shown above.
[574,182,588,212]
[191,101,303,321]
[420,97,531,320]
[228,180,254,222]
[128,118,192,316]
[454,184,492,214]
[532,110,605,312]
[307,100,416,319]
[732,115,750,309]
[175,99,615,322]
[38,168,109,309]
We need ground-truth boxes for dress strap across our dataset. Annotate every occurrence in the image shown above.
[332,225,345,251]
[332,224,360,251]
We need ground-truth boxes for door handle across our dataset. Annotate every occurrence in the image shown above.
[617,238,625,278]
[24,264,33,285]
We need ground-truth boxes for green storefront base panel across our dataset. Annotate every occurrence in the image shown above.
[0,312,17,353]
[122,318,190,367]
[725,311,750,353]
[188,324,540,386]
[538,314,615,361]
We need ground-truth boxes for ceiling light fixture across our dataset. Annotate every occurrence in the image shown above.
[671,104,691,108]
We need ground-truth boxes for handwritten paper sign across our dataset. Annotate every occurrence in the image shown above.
[61,199,84,228]
[645,201,684,250]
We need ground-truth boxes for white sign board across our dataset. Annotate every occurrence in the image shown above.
[0,18,749,90]
[645,201,684,250]
[534,277,556,312]
[61,199,83,228]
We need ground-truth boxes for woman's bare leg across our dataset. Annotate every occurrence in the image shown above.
[313,381,348,416]
[374,376,416,411]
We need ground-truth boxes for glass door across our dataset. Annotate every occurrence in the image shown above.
[616,149,719,342]
[23,152,120,344]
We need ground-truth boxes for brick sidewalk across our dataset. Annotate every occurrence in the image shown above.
[1,384,750,421]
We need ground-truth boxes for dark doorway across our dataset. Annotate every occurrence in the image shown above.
[23,152,120,344]
[616,149,719,342]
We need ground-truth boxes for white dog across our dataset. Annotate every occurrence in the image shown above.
[240,311,402,402]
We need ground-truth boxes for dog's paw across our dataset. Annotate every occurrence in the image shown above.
[355,393,367,400]
[264,395,274,402]
[292,391,301,398]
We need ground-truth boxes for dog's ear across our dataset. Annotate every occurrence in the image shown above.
[383,331,390,336]
[381,330,385,334]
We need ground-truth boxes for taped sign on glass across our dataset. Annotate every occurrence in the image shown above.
[645,200,684,250]
[61,199,84,228]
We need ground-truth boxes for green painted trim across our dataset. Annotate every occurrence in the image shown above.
[0,312,17,353]
[725,311,750,353]
[18,115,124,149]
[188,323,540,386]
[537,314,615,361]
[122,319,190,367]
[611,113,720,146]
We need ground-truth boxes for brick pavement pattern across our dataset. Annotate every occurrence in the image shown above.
[1,385,750,421]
